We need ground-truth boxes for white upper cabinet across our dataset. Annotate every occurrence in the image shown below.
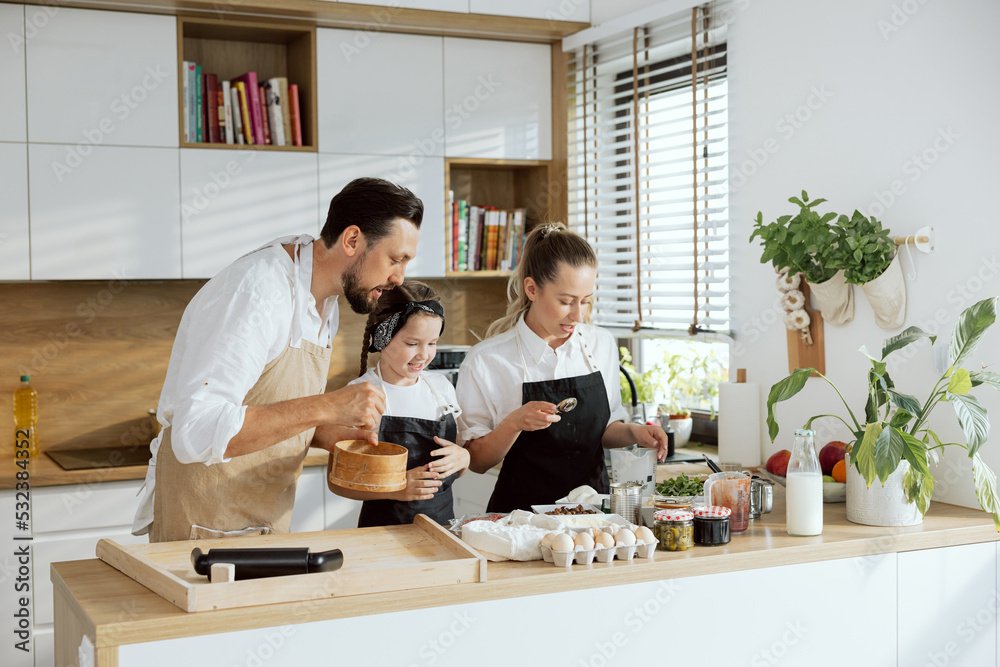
[28,144,181,279]
[470,0,589,22]
[317,30,444,157]
[0,5,26,142]
[181,149,320,279]
[318,153,445,279]
[25,7,178,147]
[443,38,551,160]
[0,144,29,280]
[338,0,468,11]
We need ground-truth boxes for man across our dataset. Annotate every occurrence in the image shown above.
[132,177,423,542]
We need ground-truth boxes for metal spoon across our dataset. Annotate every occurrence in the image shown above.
[554,397,578,414]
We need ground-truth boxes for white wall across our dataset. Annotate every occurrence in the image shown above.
[727,0,1000,510]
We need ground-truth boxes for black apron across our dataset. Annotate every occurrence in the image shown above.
[358,367,460,527]
[486,330,612,513]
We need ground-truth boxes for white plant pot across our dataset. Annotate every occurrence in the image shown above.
[845,453,923,526]
[669,417,693,447]
[860,253,906,329]
[807,270,854,325]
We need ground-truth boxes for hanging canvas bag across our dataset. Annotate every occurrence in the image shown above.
[806,270,854,325]
[861,253,906,329]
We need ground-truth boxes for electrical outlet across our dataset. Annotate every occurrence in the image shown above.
[933,342,950,374]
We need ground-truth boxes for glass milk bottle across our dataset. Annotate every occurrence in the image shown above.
[786,428,823,536]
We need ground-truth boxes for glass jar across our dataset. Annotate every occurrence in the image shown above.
[692,505,731,546]
[654,509,694,551]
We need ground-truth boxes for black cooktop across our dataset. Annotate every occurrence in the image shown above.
[46,444,151,471]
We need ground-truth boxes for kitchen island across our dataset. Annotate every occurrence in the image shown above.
[52,476,1000,667]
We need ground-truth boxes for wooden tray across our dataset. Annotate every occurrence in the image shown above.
[96,514,487,613]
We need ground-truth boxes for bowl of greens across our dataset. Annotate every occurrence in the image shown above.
[653,473,706,508]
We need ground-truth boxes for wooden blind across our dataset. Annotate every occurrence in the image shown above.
[565,2,730,337]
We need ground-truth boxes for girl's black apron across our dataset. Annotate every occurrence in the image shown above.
[486,330,611,513]
[358,365,460,527]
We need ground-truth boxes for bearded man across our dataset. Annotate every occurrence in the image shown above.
[133,178,422,542]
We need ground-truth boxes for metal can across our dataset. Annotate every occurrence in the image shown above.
[692,505,732,546]
[609,482,643,525]
[654,509,694,551]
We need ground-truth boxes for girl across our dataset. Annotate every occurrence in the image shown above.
[334,281,469,527]
[457,223,669,513]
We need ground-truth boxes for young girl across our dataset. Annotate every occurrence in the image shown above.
[457,223,669,513]
[333,281,469,527]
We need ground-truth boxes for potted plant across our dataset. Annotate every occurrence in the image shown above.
[750,191,854,325]
[764,297,1000,529]
[659,346,727,446]
[834,210,905,329]
[619,347,661,423]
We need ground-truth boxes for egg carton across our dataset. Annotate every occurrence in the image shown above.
[540,535,656,567]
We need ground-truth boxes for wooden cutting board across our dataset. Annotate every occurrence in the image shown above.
[96,514,487,613]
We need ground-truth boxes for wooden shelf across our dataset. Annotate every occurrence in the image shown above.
[177,16,317,151]
[445,157,552,276]
[444,270,510,278]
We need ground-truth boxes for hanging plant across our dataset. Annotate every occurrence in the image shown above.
[749,191,843,284]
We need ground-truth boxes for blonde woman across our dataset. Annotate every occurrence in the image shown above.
[456,223,669,512]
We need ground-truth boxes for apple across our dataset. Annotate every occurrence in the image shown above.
[765,449,791,477]
[819,441,849,475]
[822,475,836,483]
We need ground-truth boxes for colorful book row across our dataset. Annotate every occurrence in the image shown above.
[182,63,303,147]
[449,199,526,272]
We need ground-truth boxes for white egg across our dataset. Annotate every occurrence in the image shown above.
[614,528,636,546]
[634,526,655,544]
[595,532,616,549]
[552,533,575,552]
[540,532,558,548]
[574,531,595,550]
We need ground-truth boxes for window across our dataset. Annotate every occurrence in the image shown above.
[565,3,731,338]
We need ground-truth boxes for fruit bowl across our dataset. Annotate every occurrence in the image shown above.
[823,480,846,503]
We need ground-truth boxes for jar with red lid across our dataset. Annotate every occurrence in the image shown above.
[692,505,731,546]
[653,509,694,551]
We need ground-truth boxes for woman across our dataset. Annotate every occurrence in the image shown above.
[332,281,469,527]
[457,223,669,513]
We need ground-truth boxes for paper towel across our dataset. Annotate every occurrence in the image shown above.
[718,379,762,467]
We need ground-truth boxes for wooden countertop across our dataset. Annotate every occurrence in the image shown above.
[0,448,331,489]
[52,479,1000,651]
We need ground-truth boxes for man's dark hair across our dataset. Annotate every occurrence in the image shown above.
[320,177,423,249]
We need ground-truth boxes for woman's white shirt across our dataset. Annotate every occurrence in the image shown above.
[350,368,461,422]
[456,315,628,444]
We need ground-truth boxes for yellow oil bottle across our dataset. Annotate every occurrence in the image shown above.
[14,375,38,458]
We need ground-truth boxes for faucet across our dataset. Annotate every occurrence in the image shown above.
[619,365,644,423]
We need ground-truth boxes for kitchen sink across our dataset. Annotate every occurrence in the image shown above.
[46,444,151,471]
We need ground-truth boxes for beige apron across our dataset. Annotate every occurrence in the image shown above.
[151,242,332,543]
